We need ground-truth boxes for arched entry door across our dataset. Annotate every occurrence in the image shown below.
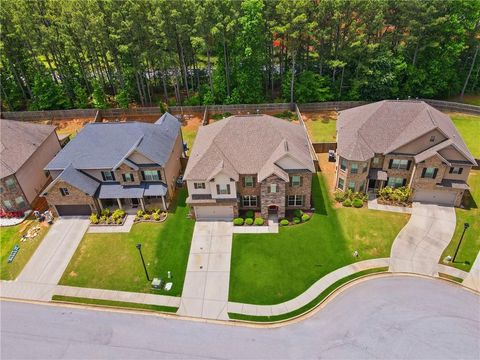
[268,204,278,214]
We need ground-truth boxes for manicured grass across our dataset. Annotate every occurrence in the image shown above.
[440,170,480,272]
[438,273,463,284]
[229,267,388,322]
[229,174,409,305]
[59,189,194,296]
[305,119,337,142]
[0,218,50,280]
[448,95,480,106]
[182,127,198,155]
[450,113,480,158]
[52,295,178,313]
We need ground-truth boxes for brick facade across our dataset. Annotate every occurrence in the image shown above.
[0,175,30,212]
[285,172,312,210]
[44,180,99,216]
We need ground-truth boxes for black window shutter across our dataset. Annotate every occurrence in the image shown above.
[432,168,438,178]
[216,184,220,193]
[449,167,453,174]
[407,160,412,170]
[227,184,231,194]
[101,172,106,181]
[122,174,126,182]
[459,168,463,174]
[421,168,426,178]
[157,171,161,180]
[402,178,407,186]
[141,171,145,181]
[388,159,393,169]
[111,172,116,181]
[300,176,303,187]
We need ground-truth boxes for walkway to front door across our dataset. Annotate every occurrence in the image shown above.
[178,221,233,320]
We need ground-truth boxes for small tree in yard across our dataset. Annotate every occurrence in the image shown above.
[92,80,107,109]
[74,83,89,109]
[116,89,130,109]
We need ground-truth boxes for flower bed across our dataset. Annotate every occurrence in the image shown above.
[133,209,168,223]
[90,209,126,226]
[234,210,265,226]
[279,209,312,226]
[334,189,367,208]
[377,186,412,207]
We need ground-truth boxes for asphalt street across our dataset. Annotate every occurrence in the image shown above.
[1,276,479,359]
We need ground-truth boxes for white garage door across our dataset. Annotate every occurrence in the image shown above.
[195,206,234,220]
[413,190,457,206]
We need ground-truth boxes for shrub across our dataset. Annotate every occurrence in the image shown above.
[233,218,244,226]
[352,198,363,208]
[101,208,110,217]
[334,190,347,202]
[280,219,289,226]
[378,186,412,203]
[342,199,352,207]
[294,209,304,218]
[245,210,254,218]
[90,213,99,224]
[153,213,160,221]
[137,210,144,217]
[100,215,108,223]
[105,217,112,225]
[143,214,151,220]
[293,217,301,224]
[112,209,125,220]
[301,213,311,222]
[254,217,264,226]
[116,218,123,224]
[245,218,254,225]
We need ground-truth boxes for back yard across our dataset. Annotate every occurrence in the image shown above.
[449,113,480,158]
[301,111,337,142]
[59,189,194,296]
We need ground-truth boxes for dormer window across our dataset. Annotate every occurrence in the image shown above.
[216,184,231,195]
[194,182,206,189]
[122,173,134,182]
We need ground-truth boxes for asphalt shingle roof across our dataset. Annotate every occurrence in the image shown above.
[50,164,100,196]
[1,119,56,178]
[337,100,477,165]
[184,115,315,180]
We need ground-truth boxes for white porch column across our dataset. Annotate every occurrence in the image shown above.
[98,199,103,210]
[117,198,123,209]
[161,195,167,211]
[140,198,145,211]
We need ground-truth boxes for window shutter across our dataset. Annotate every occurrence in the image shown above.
[216,184,220,194]
[449,167,453,174]
[111,172,116,181]
[141,171,145,181]
[407,160,412,170]
[432,168,438,178]
[459,168,463,174]
[157,171,162,180]
[300,176,303,187]
[101,172,106,181]
[388,159,393,169]
[253,177,256,187]
[421,168,426,178]
[122,174,126,182]
[226,184,231,194]
[402,179,407,186]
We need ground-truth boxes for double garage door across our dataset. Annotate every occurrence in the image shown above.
[55,204,92,216]
[195,205,234,221]
[413,190,457,206]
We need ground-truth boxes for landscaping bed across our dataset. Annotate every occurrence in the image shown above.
[234,210,265,226]
[279,209,312,226]
[89,209,127,225]
[333,189,367,208]
[134,209,168,223]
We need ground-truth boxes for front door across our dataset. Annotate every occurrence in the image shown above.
[368,179,376,190]
[268,205,278,214]
[131,198,139,207]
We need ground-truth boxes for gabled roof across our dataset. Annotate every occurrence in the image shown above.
[45,113,181,171]
[43,164,100,196]
[184,115,315,180]
[337,100,477,165]
[1,119,57,178]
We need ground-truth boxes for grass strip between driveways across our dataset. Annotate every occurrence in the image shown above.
[437,273,464,284]
[228,267,388,323]
[51,295,178,313]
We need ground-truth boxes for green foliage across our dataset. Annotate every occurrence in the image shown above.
[90,213,99,224]
[100,215,108,223]
[92,80,107,109]
[153,213,160,221]
[342,199,352,207]
[233,217,245,226]
[293,217,301,224]
[245,210,254,218]
[73,83,89,109]
[136,210,144,217]
[111,209,125,220]
[116,89,130,109]
[273,111,296,121]
[245,218,254,225]
[334,190,347,203]
[29,73,68,110]
[352,198,363,208]
[254,217,264,226]
[301,213,310,222]
[294,209,304,218]
[101,208,110,217]
[293,71,333,103]
[143,214,151,220]
[116,218,123,224]
[378,186,412,204]
[280,219,289,226]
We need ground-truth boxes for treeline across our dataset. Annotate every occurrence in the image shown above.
[1,0,479,111]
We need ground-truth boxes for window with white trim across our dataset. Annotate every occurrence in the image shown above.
[422,167,437,179]
[348,181,356,190]
[372,157,380,167]
[390,159,409,170]
[450,167,463,174]
[217,184,231,195]
[269,184,277,193]
[122,172,134,182]
[3,200,13,210]
[338,178,345,190]
[291,175,301,187]
[15,196,26,208]
[341,159,347,171]
[351,163,358,174]
[287,195,304,206]
[142,170,161,181]
[194,182,206,189]
[5,178,16,190]
[101,171,115,181]
[60,188,70,196]
[387,177,404,188]
[242,195,257,207]
[244,176,254,187]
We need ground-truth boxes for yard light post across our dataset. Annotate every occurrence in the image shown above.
[136,243,150,281]
[452,223,469,263]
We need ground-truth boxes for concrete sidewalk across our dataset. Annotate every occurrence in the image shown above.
[87,215,135,233]
[463,252,480,292]
[367,197,413,214]
[389,203,456,276]
[227,258,390,317]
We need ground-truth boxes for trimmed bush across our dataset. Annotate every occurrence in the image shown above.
[101,208,110,217]
[90,213,99,224]
[352,198,363,208]
[254,217,264,226]
[280,219,289,226]
[233,218,244,226]
[301,213,311,222]
[293,217,301,224]
[143,214,151,220]
[334,190,347,202]
[245,210,254,218]
[100,215,108,223]
[116,218,122,224]
[342,199,352,207]
[136,210,144,217]
[245,218,254,225]
[112,209,125,220]
[294,209,304,218]
[153,213,160,221]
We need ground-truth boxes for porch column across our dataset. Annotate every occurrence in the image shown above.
[161,195,167,211]
[98,198,103,210]
[117,198,123,209]
[139,198,145,211]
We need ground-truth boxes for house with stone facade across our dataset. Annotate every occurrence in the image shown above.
[42,113,184,216]
[184,114,316,220]
[335,100,477,206]
[1,119,61,214]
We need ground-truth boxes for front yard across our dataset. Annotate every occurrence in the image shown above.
[229,173,410,305]
[440,170,480,272]
[59,189,194,296]
[0,218,50,280]
[449,113,480,158]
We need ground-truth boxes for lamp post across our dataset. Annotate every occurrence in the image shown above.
[452,223,469,263]
[136,243,150,281]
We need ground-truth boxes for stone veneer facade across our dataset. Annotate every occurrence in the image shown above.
[260,174,287,218]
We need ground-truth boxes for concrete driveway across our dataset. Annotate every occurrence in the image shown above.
[390,203,456,276]
[178,221,233,320]
[17,217,90,285]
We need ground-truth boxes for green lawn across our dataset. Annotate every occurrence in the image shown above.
[182,127,197,155]
[450,113,480,158]
[305,119,337,142]
[448,95,480,106]
[440,170,480,272]
[59,189,194,296]
[1,218,50,280]
[229,174,410,305]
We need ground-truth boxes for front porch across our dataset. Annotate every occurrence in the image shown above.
[368,168,388,193]
[98,197,168,215]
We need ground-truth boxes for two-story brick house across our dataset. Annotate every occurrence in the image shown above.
[335,100,477,206]
[184,115,316,220]
[42,113,184,216]
[1,119,61,214]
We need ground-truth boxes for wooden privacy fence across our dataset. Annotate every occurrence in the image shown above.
[312,142,338,153]
[2,99,479,122]
[295,104,320,171]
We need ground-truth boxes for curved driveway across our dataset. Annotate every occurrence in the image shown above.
[2,276,479,359]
